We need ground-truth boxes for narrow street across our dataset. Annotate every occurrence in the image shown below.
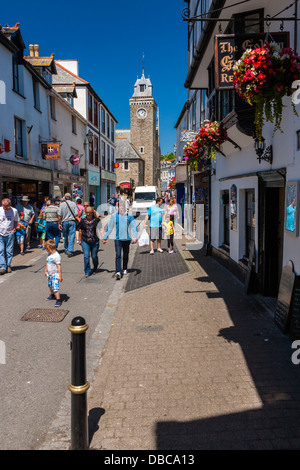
[0,235,118,450]
[37,235,300,451]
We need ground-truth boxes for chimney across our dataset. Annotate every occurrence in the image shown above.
[33,44,39,57]
[29,44,34,57]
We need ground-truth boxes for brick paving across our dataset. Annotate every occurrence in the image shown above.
[125,240,189,292]
[87,237,300,450]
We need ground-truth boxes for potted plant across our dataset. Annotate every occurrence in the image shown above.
[233,41,300,141]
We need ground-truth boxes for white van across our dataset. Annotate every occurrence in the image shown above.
[132,186,159,216]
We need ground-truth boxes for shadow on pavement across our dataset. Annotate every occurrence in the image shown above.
[155,249,300,449]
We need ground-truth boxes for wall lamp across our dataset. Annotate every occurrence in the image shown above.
[254,136,273,164]
[86,130,93,143]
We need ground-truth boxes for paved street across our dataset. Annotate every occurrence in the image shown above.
[0,228,119,450]
[38,235,300,450]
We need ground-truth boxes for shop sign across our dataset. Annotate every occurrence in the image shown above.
[41,143,60,160]
[88,171,100,186]
[180,130,198,142]
[70,154,80,165]
[215,32,290,90]
[120,182,131,189]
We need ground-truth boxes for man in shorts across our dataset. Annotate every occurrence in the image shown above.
[144,197,164,254]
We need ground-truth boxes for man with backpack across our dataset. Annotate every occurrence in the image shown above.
[58,193,78,257]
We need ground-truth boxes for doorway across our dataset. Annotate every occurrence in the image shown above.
[259,182,284,297]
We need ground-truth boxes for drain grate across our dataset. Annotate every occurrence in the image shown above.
[21,308,69,323]
[137,325,164,332]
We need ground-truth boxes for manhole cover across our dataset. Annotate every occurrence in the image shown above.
[21,308,69,323]
[137,325,164,332]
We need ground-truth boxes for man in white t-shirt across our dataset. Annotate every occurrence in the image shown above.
[0,198,19,274]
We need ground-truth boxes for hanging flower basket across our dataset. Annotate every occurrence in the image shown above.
[196,120,228,160]
[183,139,205,171]
[233,41,300,141]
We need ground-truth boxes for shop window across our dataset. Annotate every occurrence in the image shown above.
[245,190,255,258]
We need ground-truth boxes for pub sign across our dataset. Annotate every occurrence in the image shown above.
[41,143,61,160]
[215,32,290,90]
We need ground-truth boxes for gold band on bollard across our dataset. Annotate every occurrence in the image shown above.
[68,324,89,334]
[68,381,90,394]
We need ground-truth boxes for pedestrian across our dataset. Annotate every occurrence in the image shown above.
[16,211,27,255]
[103,201,138,279]
[144,197,164,254]
[165,197,180,224]
[16,195,35,250]
[36,211,46,249]
[44,198,61,247]
[58,193,78,257]
[44,239,63,307]
[82,202,100,219]
[125,195,130,213]
[41,196,50,212]
[75,198,85,243]
[89,192,95,207]
[78,206,104,277]
[162,215,175,253]
[0,198,18,274]
[108,193,118,214]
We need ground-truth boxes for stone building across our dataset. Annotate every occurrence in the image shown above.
[116,71,161,193]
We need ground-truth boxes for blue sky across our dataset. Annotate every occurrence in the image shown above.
[1,0,188,155]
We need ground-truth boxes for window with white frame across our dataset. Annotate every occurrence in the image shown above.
[14,117,25,157]
[33,78,40,110]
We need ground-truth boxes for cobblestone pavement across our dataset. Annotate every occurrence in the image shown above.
[85,237,300,450]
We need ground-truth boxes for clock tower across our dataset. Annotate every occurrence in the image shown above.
[129,71,161,189]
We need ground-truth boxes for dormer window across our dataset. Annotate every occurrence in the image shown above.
[140,84,145,92]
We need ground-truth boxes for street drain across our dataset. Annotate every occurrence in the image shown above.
[137,325,164,332]
[20,308,69,323]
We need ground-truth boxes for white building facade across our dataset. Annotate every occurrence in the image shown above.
[0,25,53,204]
[182,0,300,304]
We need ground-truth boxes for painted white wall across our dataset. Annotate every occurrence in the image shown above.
[0,42,52,171]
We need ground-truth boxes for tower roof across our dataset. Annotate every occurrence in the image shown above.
[132,73,153,98]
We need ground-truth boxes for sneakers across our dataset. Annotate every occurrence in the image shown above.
[0,269,6,275]
[150,250,154,255]
[115,272,121,280]
[157,248,163,253]
[55,300,62,308]
[122,269,128,275]
[169,249,174,254]
[46,294,55,301]
[6,267,12,273]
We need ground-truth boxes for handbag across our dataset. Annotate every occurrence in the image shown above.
[65,201,81,229]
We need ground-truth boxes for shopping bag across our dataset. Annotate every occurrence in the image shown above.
[139,228,149,246]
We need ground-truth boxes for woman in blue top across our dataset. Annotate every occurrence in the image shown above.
[103,201,138,279]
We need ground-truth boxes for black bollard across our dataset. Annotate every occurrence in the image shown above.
[68,316,89,450]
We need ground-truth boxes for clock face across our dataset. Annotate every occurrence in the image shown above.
[137,108,147,118]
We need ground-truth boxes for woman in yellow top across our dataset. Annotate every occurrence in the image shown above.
[162,216,175,253]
